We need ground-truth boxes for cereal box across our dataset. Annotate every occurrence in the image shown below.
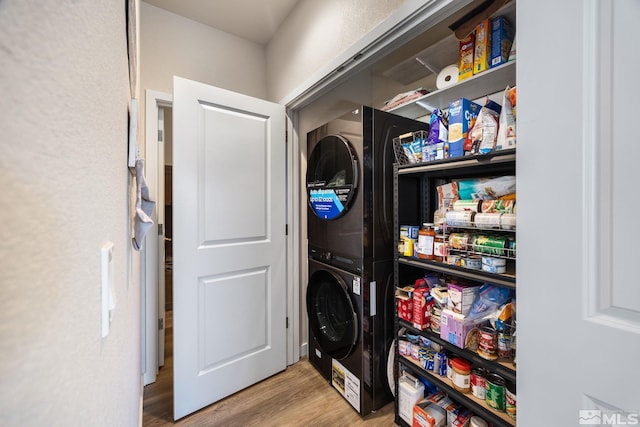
[458,33,474,81]
[474,19,491,75]
[490,16,515,68]
[446,98,481,158]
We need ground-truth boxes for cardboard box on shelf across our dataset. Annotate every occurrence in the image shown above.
[412,286,433,331]
[473,19,491,75]
[458,33,475,81]
[396,286,414,322]
[447,98,481,158]
[490,16,515,68]
[447,282,480,316]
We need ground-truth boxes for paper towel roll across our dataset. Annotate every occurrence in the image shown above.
[436,64,459,89]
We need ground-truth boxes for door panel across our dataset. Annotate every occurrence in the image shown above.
[172,76,286,420]
[518,0,640,425]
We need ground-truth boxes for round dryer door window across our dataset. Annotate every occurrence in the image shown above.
[306,269,358,360]
[306,135,358,220]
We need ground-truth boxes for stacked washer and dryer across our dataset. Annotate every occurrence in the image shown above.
[305,106,428,416]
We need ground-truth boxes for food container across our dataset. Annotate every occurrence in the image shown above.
[446,210,475,227]
[451,357,471,393]
[485,373,506,411]
[471,368,486,399]
[482,256,507,274]
[474,212,503,229]
[506,381,517,420]
[501,213,516,230]
[462,255,482,270]
[477,327,498,360]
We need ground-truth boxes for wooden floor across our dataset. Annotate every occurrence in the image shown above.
[143,312,397,427]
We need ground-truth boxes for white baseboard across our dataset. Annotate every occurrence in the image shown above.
[300,342,308,358]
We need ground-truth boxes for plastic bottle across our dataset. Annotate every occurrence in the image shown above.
[451,357,471,393]
[417,223,435,260]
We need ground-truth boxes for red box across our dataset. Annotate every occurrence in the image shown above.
[396,286,414,322]
[412,286,433,330]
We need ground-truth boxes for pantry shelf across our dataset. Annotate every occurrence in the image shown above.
[398,256,516,289]
[399,356,516,427]
[397,149,516,177]
[399,319,516,383]
[388,61,516,119]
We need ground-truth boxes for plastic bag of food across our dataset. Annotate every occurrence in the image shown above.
[427,109,448,145]
[465,99,501,155]
[496,85,516,151]
[469,284,512,317]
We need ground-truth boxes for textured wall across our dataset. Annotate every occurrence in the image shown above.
[140,2,267,99]
[0,1,141,425]
[266,0,404,103]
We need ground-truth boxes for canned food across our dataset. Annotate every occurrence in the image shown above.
[474,212,503,229]
[477,327,498,360]
[473,235,509,256]
[453,200,482,212]
[506,381,516,420]
[446,210,475,227]
[471,368,486,399]
[448,232,470,250]
[481,199,515,214]
[482,262,507,274]
[485,373,506,411]
[462,255,482,270]
[501,213,516,230]
[447,254,463,266]
[498,330,513,359]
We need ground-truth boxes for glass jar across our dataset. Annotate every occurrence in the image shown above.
[417,223,435,260]
[433,234,448,262]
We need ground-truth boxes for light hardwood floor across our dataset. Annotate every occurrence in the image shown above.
[143,312,397,427]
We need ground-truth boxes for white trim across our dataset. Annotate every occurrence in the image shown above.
[286,109,300,365]
[279,0,473,109]
[143,89,172,386]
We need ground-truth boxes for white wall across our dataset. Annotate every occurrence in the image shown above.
[266,0,404,103]
[0,1,141,426]
[140,2,267,99]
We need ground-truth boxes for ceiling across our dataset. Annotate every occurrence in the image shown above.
[143,0,301,45]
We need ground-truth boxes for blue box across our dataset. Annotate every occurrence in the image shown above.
[447,98,481,158]
[490,16,515,68]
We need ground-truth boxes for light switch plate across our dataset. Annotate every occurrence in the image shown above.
[101,242,114,338]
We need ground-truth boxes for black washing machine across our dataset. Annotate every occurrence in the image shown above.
[306,106,429,273]
[306,257,396,416]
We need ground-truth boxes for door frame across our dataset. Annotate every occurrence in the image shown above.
[142,90,172,385]
[142,90,301,382]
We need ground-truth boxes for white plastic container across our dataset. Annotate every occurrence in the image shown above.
[398,372,425,424]
[469,415,489,427]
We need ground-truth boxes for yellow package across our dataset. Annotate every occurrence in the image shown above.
[474,19,491,75]
[458,33,474,81]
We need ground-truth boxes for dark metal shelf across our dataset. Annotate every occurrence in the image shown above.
[398,356,516,427]
[398,256,516,289]
[399,319,516,383]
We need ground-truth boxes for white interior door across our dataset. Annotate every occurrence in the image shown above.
[172,76,287,420]
[519,0,640,425]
